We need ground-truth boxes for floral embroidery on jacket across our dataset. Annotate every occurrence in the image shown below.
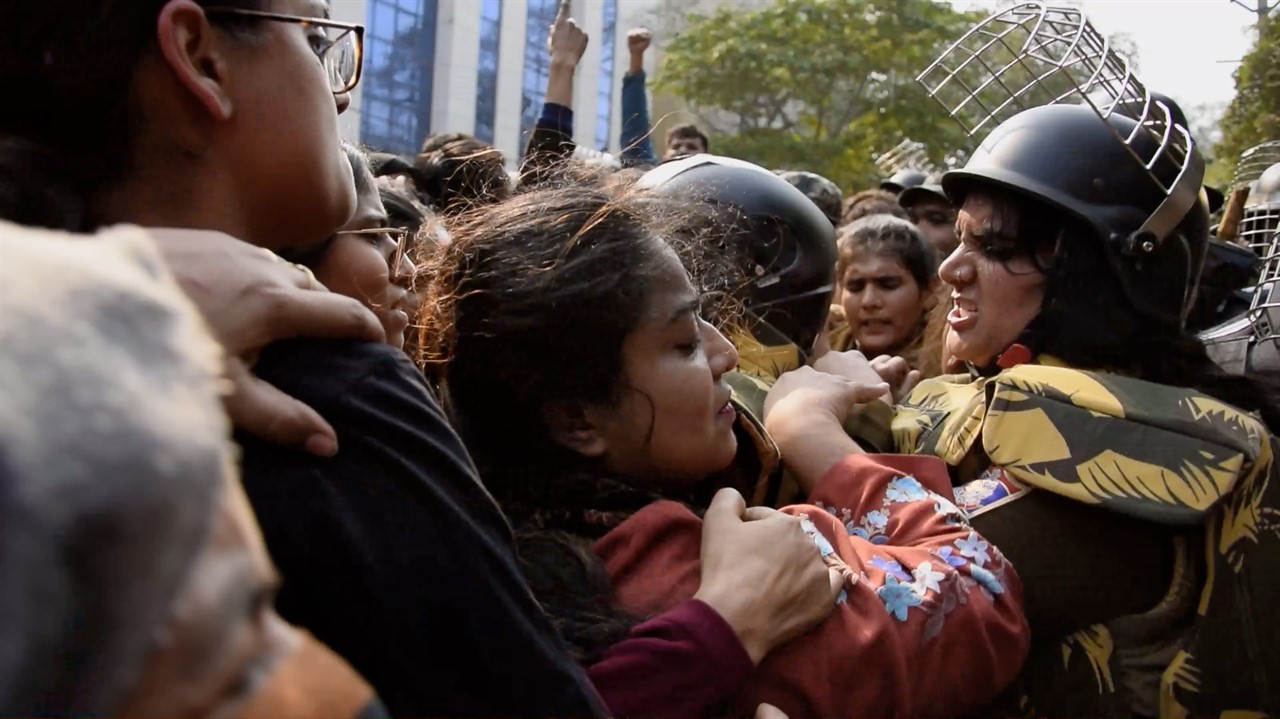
[968,564,1005,597]
[816,469,1017,638]
[954,532,992,567]
[912,561,945,595]
[885,475,931,503]
[878,575,923,620]
[799,514,857,604]
[819,502,891,544]
[869,555,913,582]
[933,545,967,567]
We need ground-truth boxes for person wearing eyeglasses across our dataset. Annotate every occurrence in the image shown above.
[0,2,607,717]
[284,144,417,350]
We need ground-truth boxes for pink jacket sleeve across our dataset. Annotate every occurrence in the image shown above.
[596,453,1029,718]
[587,598,753,719]
[740,453,1029,717]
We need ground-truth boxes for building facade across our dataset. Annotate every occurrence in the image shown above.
[332,0,658,167]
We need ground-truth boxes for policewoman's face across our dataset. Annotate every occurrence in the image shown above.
[938,193,1046,367]
[840,252,928,359]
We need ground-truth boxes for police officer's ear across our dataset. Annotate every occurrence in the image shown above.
[543,401,608,458]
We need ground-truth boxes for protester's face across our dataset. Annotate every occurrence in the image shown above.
[841,253,928,358]
[939,193,1045,367]
[313,178,414,348]
[120,470,374,718]
[664,136,706,161]
[908,198,959,256]
[119,471,290,716]
[216,0,356,249]
[586,246,740,482]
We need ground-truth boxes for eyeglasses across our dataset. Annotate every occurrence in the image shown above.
[338,227,413,279]
[204,8,364,94]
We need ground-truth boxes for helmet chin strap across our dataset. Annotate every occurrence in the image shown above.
[965,326,1042,378]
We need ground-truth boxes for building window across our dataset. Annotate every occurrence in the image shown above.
[595,0,618,151]
[361,0,439,155]
[519,0,560,151]
[475,0,502,143]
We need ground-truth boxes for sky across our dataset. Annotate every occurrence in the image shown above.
[947,0,1260,119]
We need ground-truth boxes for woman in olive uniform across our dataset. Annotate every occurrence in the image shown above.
[785,101,1280,717]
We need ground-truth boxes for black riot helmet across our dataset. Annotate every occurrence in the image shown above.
[942,103,1209,330]
[880,169,929,196]
[638,154,837,354]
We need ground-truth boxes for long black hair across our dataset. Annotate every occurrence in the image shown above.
[419,180,719,661]
[985,189,1280,430]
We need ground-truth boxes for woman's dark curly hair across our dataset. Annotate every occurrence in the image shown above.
[413,133,510,216]
[418,178,725,661]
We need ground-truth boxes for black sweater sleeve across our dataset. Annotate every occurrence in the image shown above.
[237,339,604,718]
[519,106,576,190]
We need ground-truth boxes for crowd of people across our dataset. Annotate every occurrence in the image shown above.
[1,0,1277,717]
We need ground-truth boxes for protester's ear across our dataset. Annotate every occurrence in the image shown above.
[543,401,609,458]
[155,0,235,121]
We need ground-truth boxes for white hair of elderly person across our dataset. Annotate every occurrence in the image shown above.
[0,222,378,717]
[0,222,228,713]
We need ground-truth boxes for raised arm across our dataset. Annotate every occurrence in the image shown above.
[619,28,658,167]
[520,0,588,187]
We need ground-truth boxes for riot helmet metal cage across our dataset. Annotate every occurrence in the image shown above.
[1244,161,1280,356]
[1234,141,1280,191]
[875,139,932,177]
[876,140,934,193]
[1238,148,1280,259]
[1194,145,1279,375]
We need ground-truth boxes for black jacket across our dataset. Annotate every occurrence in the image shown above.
[238,339,604,717]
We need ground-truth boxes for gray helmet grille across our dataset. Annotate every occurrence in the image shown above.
[1202,151,1278,372]
[1233,141,1280,190]
[1249,227,1279,346]
[874,139,935,177]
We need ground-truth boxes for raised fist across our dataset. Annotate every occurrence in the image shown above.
[628,28,652,54]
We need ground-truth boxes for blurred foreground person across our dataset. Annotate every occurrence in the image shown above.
[0,223,380,718]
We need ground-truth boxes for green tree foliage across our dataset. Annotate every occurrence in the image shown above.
[1210,12,1279,188]
[655,0,986,190]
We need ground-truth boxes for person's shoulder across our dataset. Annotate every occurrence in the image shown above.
[255,338,426,399]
